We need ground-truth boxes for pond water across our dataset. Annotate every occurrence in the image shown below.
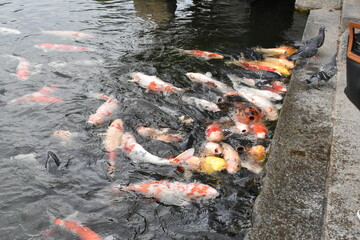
[0,0,307,239]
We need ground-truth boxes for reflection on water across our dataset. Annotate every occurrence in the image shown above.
[134,0,177,25]
[0,0,307,239]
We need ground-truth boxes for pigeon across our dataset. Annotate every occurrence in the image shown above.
[294,27,326,48]
[306,52,337,84]
[286,39,318,61]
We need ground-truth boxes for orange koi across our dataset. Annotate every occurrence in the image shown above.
[8,85,63,103]
[53,218,102,240]
[178,49,224,60]
[248,145,266,162]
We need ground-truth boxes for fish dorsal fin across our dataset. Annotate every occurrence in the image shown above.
[205,72,212,78]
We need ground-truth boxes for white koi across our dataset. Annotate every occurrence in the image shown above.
[0,27,21,35]
[181,96,221,112]
[130,72,184,94]
[186,72,234,94]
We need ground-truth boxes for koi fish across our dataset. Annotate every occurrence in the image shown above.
[120,180,219,206]
[200,156,226,174]
[240,159,263,174]
[232,84,283,101]
[225,92,280,121]
[248,145,266,162]
[0,27,21,35]
[15,57,31,81]
[249,122,267,139]
[9,85,63,103]
[253,46,297,57]
[178,49,224,60]
[34,44,90,52]
[104,119,124,174]
[263,57,295,69]
[228,60,290,77]
[185,72,234,94]
[53,218,102,240]
[221,143,241,174]
[40,30,93,39]
[203,142,223,157]
[48,59,104,68]
[232,122,250,134]
[227,74,287,93]
[158,106,194,124]
[232,106,261,125]
[227,60,278,73]
[181,96,221,112]
[53,130,79,146]
[87,97,120,126]
[120,132,194,167]
[130,72,184,94]
[137,126,183,143]
[205,123,224,142]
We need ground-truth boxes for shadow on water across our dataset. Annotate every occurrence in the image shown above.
[0,0,307,239]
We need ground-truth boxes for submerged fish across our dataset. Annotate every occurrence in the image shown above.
[182,96,221,112]
[9,85,63,103]
[87,97,120,126]
[34,44,90,52]
[0,27,21,35]
[130,72,184,94]
[15,57,31,81]
[186,72,234,94]
[41,30,93,39]
[53,218,102,240]
[137,126,183,143]
[178,49,224,60]
[104,119,124,174]
[120,132,194,167]
[221,143,241,174]
[120,180,219,206]
[249,122,267,139]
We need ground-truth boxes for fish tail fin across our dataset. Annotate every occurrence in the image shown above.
[169,148,195,164]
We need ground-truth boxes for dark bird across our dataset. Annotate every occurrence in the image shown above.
[306,52,337,84]
[286,39,318,61]
[294,26,326,48]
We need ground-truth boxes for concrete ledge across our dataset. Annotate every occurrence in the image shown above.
[246,9,341,240]
[295,0,342,12]
[341,0,360,30]
[324,29,360,240]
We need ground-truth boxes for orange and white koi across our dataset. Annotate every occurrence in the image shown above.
[136,126,183,143]
[225,92,281,121]
[14,57,31,81]
[40,30,93,39]
[130,72,184,94]
[249,122,268,139]
[227,74,287,93]
[120,180,219,206]
[120,132,194,167]
[221,143,241,174]
[253,46,297,57]
[178,49,224,60]
[0,27,21,35]
[9,85,63,103]
[182,96,221,112]
[34,44,90,52]
[87,97,120,126]
[205,123,224,142]
[104,119,124,174]
[263,57,295,69]
[232,106,262,124]
[186,72,234,94]
[53,218,102,240]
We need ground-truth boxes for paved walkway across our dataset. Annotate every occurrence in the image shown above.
[247,1,360,239]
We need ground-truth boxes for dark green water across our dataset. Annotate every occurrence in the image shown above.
[0,0,307,239]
